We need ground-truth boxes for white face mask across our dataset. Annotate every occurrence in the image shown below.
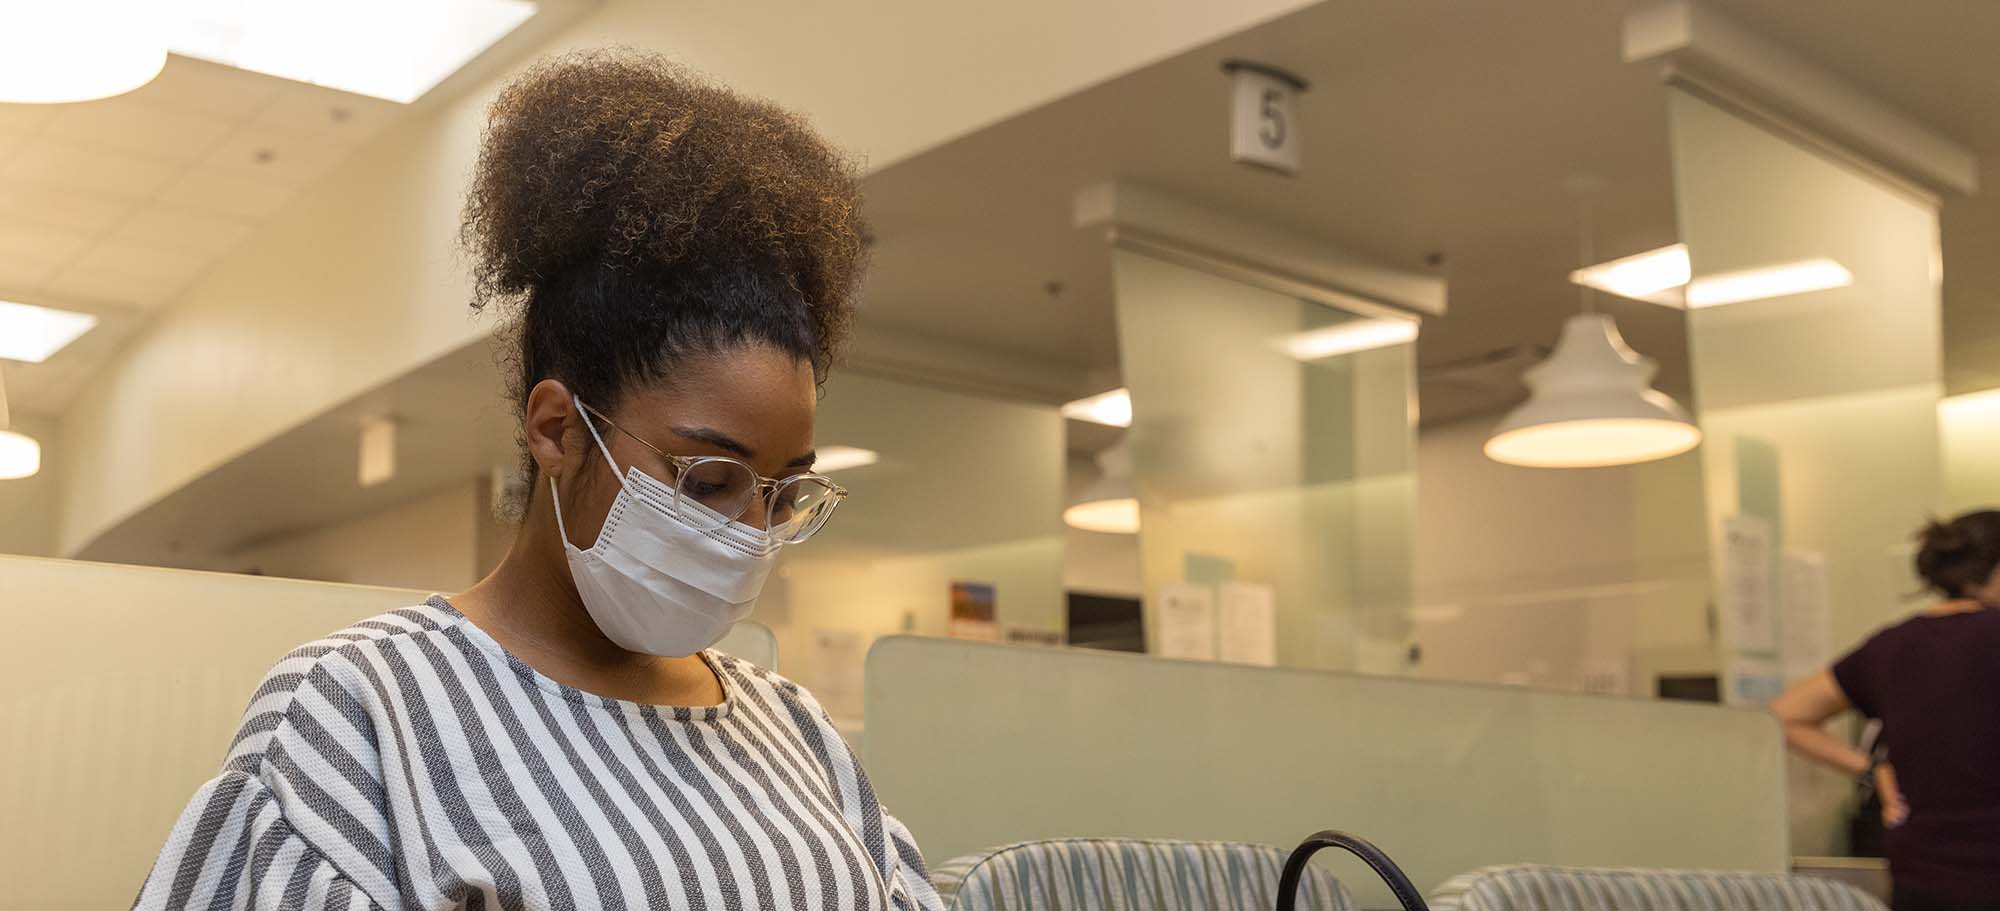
[551,402,779,657]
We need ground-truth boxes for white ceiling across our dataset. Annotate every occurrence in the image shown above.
[855,0,2000,430]
[0,54,401,415]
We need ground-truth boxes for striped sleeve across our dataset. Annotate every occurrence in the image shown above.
[131,770,384,911]
[135,619,419,911]
[884,811,945,911]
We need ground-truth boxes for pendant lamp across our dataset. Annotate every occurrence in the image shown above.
[1064,441,1139,534]
[1485,188,1701,468]
[1483,313,1700,467]
[0,0,167,104]
[0,367,38,480]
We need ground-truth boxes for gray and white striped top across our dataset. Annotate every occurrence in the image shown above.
[135,597,941,911]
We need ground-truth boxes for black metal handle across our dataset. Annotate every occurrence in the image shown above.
[1276,830,1430,911]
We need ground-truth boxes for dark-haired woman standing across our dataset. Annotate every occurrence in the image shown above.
[135,51,941,910]
[1774,510,2000,911]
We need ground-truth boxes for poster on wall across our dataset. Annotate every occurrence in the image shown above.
[1781,551,1831,682]
[1722,514,1778,654]
[1156,583,1218,661]
[948,581,1000,641]
[1216,581,1277,666]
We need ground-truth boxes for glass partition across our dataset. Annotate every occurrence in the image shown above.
[1667,86,1946,853]
[1111,249,1418,673]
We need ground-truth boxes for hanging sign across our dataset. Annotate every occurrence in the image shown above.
[1224,59,1308,175]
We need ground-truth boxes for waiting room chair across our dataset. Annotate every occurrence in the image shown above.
[1428,864,1887,911]
[932,838,1359,911]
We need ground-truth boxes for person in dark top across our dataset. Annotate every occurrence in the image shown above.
[1773,510,2000,911]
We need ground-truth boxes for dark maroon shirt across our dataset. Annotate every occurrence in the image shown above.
[1833,608,2000,902]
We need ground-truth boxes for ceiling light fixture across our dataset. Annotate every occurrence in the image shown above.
[164,0,538,104]
[1060,388,1133,428]
[0,300,99,363]
[1488,189,1701,468]
[1568,244,1690,305]
[1684,258,1852,309]
[0,369,37,480]
[1278,318,1419,362]
[814,446,880,473]
[0,0,167,104]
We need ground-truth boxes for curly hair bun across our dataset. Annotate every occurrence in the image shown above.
[461,48,864,379]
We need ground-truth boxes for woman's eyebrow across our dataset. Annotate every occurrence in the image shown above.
[669,425,754,458]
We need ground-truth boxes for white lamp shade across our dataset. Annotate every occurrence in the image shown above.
[1485,314,1701,468]
[0,430,41,480]
[0,1,167,104]
[1064,441,1139,534]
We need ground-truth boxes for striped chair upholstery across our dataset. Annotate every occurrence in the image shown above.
[1428,865,1888,911]
[930,838,1357,911]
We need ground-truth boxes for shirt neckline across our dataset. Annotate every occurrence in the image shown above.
[427,594,736,722]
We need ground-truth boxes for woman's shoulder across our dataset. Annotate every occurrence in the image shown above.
[223,601,466,770]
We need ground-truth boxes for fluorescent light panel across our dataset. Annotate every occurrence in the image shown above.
[0,300,98,363]
[814,446,879,473]
[1279,318,1417,362]
[1684,258,1853,309]
[1568,244,1690,304]
[165,0,538,103]
[1061,388,1132,428]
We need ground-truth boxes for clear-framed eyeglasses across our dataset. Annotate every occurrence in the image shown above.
[579,401,848,545]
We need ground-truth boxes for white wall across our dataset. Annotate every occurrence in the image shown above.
[0,413,60,558]
[1942,388,2000,513]
[56,0,1318,557]
[207,480,484,591]
[1412,416,1714,694]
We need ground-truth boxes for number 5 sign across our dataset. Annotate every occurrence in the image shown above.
[1223,60,1308,175]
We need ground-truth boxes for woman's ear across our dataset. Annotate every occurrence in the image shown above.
[523,379,577,480]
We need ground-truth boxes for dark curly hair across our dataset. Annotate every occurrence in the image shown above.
[461,49,866,497]
[1916,510,2000,600]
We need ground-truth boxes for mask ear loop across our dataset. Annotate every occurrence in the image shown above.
[551,396,632,551]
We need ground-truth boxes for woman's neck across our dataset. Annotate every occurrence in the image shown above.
[450,510,722,706]
[1924,598,1993,617]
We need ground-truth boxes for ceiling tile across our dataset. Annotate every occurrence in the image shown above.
[254,83,401,146]
[0,180,141,235]
[0,221,94,264]
[45,240,211,310]
[1,140,182,198]
[42,96,236,164]
[0,104,54,137]
[203,124,344,187]
[0,252,62,292]
[156,168,299,219]
[127,56,288,121]
[105,206,253,257]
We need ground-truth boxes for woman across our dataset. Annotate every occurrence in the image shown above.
[1773,510,2000,911]
[136,51,941,911]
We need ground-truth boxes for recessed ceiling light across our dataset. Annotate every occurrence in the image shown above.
[815,446,879,473]
[1278,318,1418,362]
[165,0,538,104]
[1060,388,1132,428]
[1568,244,1691,305]
[0,300,99,363]
[1684,259,1853,309]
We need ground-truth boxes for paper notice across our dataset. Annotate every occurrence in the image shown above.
[1156,583,1217,661]
[1781,551,1830,682]
[1216,581,1277,666]
[1723,515,1778,654]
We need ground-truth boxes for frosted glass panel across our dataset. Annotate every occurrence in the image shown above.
[865,636,1787,908]
[1111,250,1416,672]
[762,371,1066,723]
[1668,88,1944,853]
